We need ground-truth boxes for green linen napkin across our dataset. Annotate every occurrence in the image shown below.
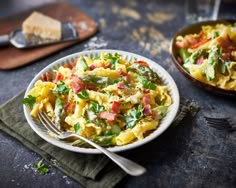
[0,91,199,188]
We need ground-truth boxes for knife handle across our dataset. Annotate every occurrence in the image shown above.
[0,35,10,46]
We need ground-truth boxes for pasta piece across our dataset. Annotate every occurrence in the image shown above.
[132,118,158,140]
[115,129,136,145]
[84,67,120,78]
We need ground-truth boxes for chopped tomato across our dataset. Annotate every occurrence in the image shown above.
[98,111,116,124]
[53,73,64,83]
[64,102,75,113]
[117,82,125,89]
[89,64,96,70]
[111,101,121,113]
[190,38,211,49]
[134,60,149,67]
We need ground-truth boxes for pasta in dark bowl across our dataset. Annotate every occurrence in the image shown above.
[170,20,236,97]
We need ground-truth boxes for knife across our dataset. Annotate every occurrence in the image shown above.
[0,22,79,48]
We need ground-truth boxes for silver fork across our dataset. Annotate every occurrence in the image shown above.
[38,111,146,176]
[204,117,236,131]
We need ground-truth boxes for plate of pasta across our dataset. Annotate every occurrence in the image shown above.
[23,50,179,154]
[170,20,236,96]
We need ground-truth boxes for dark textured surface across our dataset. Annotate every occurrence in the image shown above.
[0,0,236,188]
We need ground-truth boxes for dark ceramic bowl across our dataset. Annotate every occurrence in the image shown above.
[170,20,236,97]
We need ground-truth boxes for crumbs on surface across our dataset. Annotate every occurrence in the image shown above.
[146,12,175,24]
[131,26,170,55]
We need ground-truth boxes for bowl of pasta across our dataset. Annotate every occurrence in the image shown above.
[170,20,236,96]
[23,50,179,154]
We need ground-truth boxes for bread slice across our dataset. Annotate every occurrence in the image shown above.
[22,11,61,41]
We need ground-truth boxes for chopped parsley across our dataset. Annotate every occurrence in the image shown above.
[105,53,121,69]
[35,159,49,175]
[54,81,70,95]
[22,95,36,108]
[74,122,81,133]
[213,31,219,38]
[77,90,89,100]
[124,105,144,128]
[56,98,64,106]
[89,101,105,114]
[137,74,156,90]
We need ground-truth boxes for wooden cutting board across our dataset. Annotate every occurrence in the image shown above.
[0,2,98,70]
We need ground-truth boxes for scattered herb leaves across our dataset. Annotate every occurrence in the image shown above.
[56,81,70,95]
[22,95,36,108]
[137,74,156,90]
[74,122,81,133]
[77,90,89,100]
[124,105,144,128]
[56,98,64,106]
[35,160,49,175]
[89,101,105,114]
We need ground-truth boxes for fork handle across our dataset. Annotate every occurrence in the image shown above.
[0,35,10,47]
[71,134,146,176]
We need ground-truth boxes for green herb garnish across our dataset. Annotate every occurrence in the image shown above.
[56,81,70,95]
[137,74,156,90]
[74,122,81,133]
[77,90,89,100]
[56,98,64,106]
[22,95,36,108]
[35,160,49,175]
[124,105,144,128]
[105,53,121,69]
[213,31,219,38]
[89,101,105,114]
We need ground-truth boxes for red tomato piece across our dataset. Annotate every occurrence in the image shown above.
[190,38,211,49]
[111,101,121,113]
[89,64,96,70]
[134,60,149,67]
[53,72,64,83]
[64,102,75,113]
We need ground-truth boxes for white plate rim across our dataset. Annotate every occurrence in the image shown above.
[23,49,180,154]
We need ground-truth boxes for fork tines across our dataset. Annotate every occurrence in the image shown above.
[204,116,236,131]
[38,112,61,135]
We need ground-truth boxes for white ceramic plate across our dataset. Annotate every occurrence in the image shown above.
[23,49,180,154]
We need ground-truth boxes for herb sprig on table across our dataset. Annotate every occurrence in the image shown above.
[35,159,49,175]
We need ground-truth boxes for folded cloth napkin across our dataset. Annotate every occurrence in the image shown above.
[0,91,199,188]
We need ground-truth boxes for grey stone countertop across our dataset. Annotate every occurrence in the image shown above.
[0,0,235,187]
